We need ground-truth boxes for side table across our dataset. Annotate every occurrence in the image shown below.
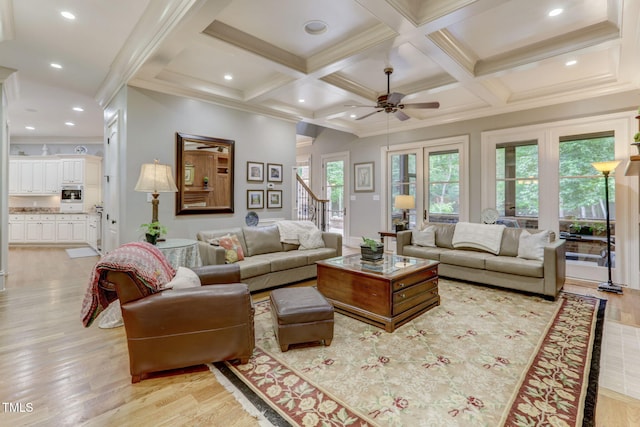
[378,231,397,252]
[157,238,202,269]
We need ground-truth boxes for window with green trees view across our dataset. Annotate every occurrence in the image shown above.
[428,151,460,221]
[496,142,539,218]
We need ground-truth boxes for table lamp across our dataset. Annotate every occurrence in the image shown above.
[134,159,178,224]
[394,194,415,229]
[591,160,621,294]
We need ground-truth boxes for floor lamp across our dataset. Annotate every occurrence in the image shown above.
[134,159,178,224]
[591,160,622,294]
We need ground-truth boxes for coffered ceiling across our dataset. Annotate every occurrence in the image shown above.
[2,0,639,140]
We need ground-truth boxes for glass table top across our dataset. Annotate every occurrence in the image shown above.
[321,253,438,276]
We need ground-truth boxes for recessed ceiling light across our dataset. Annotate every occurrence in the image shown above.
[548,8,563,17]
[565,59,577,66]
[50,63,62,69]
[350,114,357,118]
[298,99,305,103]
[72,107,84,112]
[61,11,76,20]
[304,20,328,35]
[224,74,233,81]
[25,126,35,130]
[65,122,75,126]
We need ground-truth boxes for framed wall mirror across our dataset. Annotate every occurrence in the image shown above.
[176,132,234,215]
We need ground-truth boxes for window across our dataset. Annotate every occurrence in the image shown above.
[495,141,539,227]
[390,153,416,228]
[428,150,460,223]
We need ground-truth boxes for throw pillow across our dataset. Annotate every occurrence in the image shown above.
[517,229,550,261]
[411,226,436,247]
[299,229,325,250]
[218,234,245,263]
[164,266,201,289]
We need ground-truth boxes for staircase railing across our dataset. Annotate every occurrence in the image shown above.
[295,175,328,231]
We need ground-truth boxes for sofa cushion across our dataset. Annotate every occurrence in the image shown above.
[403,245,443,261]
[243,225,282,256]
[452,222,505,255]
[440,249,493,269]
[518,229,551,261]
[259,252,309,272]
[485,256,544,278]
[411,226,436,247]
[430,223,456,249]
[299,229,325,250]
[198,227,248,256]
[218,234,245,263]
[236,257,271,280]
[499,228,523,257]
[305,247,338,264]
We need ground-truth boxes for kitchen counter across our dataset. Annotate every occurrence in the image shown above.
[9,207,99,215]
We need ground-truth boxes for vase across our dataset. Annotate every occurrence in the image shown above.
[145,233,158,245]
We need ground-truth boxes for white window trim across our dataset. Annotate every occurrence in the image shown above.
[380,135,469,231]
[481,111,639,289]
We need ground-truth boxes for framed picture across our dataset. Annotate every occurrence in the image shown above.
[267,163,283,183]
[354,162,374,192]
[184,164,195,186]
[247,161,264,182]
[267,190,282,208]
[247,190,264,209]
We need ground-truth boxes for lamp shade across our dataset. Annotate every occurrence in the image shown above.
[394,194,415,210]
[591,160,621,173]
[134,160,178,193]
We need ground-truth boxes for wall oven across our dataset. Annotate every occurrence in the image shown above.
[60,185,84,212]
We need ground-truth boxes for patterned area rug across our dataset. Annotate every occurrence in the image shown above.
[213,280,605,427]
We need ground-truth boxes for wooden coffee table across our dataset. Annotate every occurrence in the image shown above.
[316,254,439,332]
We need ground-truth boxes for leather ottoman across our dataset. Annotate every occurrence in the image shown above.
[270,287,334,352]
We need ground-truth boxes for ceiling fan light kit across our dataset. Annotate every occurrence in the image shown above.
[349,67,439,121]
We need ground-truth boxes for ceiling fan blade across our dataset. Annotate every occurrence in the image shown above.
[356,110,383,120]
[387,92,405,105]
[394,110,411,121]
[401,101,440,109]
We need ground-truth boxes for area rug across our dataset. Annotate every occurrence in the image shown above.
[213,279,605,427]
[66,247,99,258]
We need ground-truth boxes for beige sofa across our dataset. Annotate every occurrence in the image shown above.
[197,224,341,292]
[396,222,566,299]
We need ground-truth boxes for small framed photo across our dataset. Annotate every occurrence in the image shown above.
[184,164,195,186]
[267,190,282,209]
[267,163,283,183]
[354,162,374,192]
[247,161,264,182]
[247,190,264,209]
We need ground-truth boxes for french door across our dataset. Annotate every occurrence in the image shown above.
[322,152,349,240]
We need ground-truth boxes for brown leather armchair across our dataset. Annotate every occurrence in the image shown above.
[106,264,254,383]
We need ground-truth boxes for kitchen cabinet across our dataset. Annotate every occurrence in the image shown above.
[43,160,61,193]
[9,157,60,195]
[8,215,25,242]
[87,215,99,250]
[18,160,45,194]
[60,158,84,184]
[25,214,56,242]
[56,214,87,242]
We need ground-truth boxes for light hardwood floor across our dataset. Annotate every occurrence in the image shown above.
[1,246,639,426]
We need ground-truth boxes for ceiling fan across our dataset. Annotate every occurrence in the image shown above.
[347,67,439,121]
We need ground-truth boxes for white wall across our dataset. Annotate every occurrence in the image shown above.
[120,87,297,243]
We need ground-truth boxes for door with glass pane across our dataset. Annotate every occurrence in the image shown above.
[322,154,348,239]
[559,133,616,281]
[389,152,417,229]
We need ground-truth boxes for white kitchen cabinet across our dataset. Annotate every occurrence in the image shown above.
[18,160,45,194]
[9,161,19,194]
[25,215,56,242]
[86,215,99,250]
[8,215,25,242]
[56,214,87,242]
[60,158,84,184]
[43,160,61,193]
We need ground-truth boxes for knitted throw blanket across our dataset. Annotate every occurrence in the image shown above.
[81,242,176,327]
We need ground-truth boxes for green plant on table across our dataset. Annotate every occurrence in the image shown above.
[361,236,382,250]
[140,221,167,237]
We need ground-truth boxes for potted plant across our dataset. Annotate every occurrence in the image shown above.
[140,221,167,245]
[203,176,209,187]
[361,236,384,262]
